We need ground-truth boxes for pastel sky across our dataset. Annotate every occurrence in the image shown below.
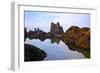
[24,11,90,32]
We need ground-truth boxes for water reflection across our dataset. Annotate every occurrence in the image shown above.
[67,44,90,58]
[25,36,90,61]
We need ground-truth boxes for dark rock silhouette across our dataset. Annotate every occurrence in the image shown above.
[50,22,64,35]
[24,44,47,61]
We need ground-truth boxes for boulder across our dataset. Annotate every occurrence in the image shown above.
[24,44,47,61]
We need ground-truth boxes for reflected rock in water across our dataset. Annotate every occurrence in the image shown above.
[28,36,61,44]
[28,36,47,41]
[24,44,47,61]
[66,43,90,58]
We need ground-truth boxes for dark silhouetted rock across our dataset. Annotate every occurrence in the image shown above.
[50,22,64,35]
[24,44,47,61]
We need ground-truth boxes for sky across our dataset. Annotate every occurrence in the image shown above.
[24,11,90,32]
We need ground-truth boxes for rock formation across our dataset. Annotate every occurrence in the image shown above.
[50,22,64,35]
[63,26,90,50]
